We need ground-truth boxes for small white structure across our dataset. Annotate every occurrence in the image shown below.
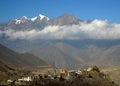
[76,70,82,75]
[87,67,93,72]
[18,76,32,82]
[7,79,13,83]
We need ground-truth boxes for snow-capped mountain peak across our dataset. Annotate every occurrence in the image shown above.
[38,14,45,19]
[21,16,28,20]
[31,14,49,21]
[15,16,28,24]
[14,14,49,24]
[31,16,37,21]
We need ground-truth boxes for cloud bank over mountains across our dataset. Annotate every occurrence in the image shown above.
[0,19,120,40]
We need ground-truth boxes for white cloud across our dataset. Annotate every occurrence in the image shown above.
[1,19,120,40]
[0,30,2,35]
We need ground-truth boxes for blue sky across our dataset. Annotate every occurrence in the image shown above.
[0,0,120,23]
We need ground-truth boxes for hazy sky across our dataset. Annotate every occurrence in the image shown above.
[0,0,120,23]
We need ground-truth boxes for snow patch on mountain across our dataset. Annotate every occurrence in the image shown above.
[31,17,37,21]
[15,16,28,24]
[31,14,49,21]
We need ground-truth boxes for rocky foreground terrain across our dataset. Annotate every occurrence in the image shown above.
[0,66,119,86]
[102,66,120,85]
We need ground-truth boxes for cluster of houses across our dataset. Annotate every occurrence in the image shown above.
[0,66,111,86]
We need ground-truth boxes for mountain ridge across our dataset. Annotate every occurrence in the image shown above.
[0,14,87,32]
[0,43,48,67]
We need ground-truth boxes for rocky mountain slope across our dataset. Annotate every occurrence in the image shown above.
[0,60,16,81]
[0,44,47,67]
[30,42,120,69]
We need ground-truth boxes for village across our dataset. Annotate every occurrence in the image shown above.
[0,66,118,86]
